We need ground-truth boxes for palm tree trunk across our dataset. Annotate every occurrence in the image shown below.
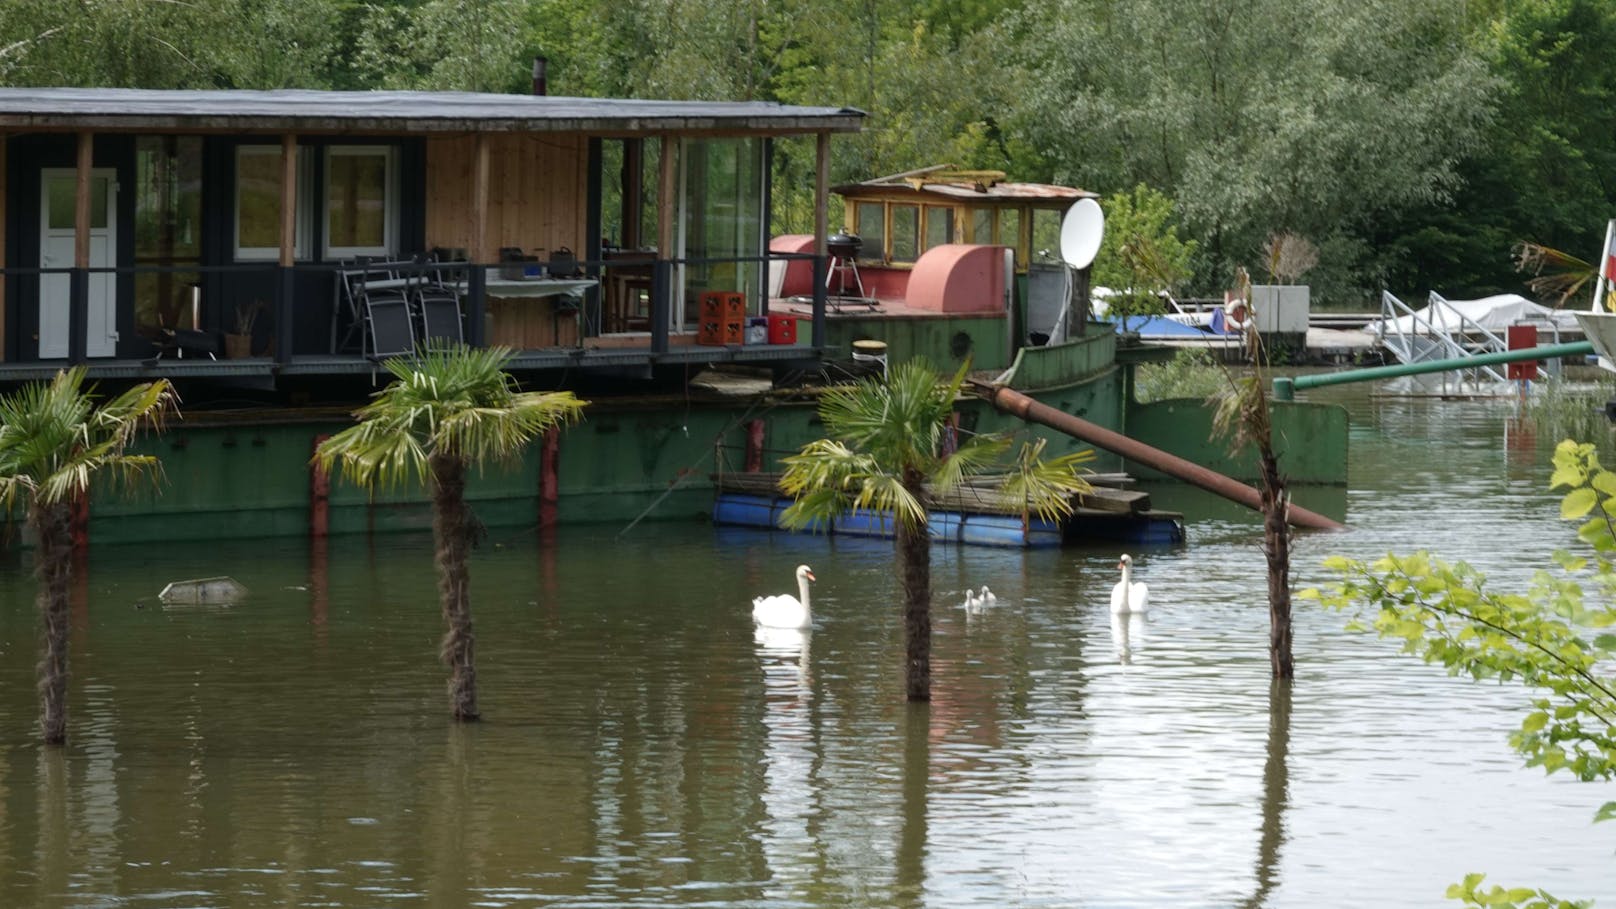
[897,473,932,701]
[31,500,73,745]
[1258,446,1294,680]
[431,453,479,721]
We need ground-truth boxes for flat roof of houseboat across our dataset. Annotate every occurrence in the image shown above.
[836,164,1096,204]
[0,87,866,134]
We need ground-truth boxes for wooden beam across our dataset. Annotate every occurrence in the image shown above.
[75,132,92,269]
[279,134,297,267]
[471,132,490,263]
[0,131,7,361]
[657,134,675,256]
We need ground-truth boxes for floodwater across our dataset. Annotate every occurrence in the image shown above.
[1,381,1613,908]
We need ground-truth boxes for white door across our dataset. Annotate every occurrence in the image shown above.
[39,168,118,358]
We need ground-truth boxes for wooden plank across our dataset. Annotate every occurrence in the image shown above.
[425,133,589,260]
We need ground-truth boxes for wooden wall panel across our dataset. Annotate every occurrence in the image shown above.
[425,133,590,263]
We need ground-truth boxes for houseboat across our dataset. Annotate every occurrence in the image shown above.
[0,88,1347,546]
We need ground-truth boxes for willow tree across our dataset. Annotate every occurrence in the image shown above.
[313,344,586,721]
[0,368,175,745]
[778,359,1092,700]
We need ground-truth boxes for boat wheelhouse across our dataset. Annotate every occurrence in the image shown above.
[0,87,861,390]
[760,165,1108,375]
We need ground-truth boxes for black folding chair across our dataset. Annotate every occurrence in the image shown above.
[360,265,416,359]
[413,261,464,345]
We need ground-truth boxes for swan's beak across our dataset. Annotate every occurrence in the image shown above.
[805,570,816,582]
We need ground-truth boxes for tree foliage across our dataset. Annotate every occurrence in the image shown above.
[1309,438,1616,907]
[1,0,1613,304]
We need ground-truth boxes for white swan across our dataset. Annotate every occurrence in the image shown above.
[753,564,815,629]
[1109,554,1149,615]
[963,585,997,615]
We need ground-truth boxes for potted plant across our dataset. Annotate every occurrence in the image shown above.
[226,301,263,358]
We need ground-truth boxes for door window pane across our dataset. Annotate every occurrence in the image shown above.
[679,138,764,329]
[998,209,1022,253]
[47,177,108,230]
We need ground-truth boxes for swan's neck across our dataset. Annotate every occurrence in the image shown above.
[1119,564,1132,606]
[798,576,812,613]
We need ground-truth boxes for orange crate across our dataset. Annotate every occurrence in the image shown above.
[700,292,746,323]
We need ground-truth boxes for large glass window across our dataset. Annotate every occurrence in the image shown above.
[325,146,395,258]
[998,208,1022,256]
[855,202,885,263]
[135,136,202,339]
[890,204,919,263]
[925,206,953,251]
[679,138,764,330]
[235,145,310,260]
[1031,207,1064,264]
[970,208,994,245]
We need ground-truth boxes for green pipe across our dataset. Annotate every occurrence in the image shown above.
[1271,341,1595,400]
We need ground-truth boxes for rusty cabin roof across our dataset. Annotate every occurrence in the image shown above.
[835,166,1096,207]
[0,87,866,136]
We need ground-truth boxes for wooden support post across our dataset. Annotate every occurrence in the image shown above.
[276,134,297,363]
[0,131,7,361]
[467,133,490,347]
[69,132,92,364]
[539,426,560,528]
[653,134,676,354]
[812,132,829,349]
[309,433,330,539]
[745,419,765,472]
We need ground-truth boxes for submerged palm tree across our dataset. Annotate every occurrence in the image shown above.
[778,359,1092,700]
[313,343,586,721]
[0,368,176,745]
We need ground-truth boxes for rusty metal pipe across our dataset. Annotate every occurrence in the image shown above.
[979,384,1345,531]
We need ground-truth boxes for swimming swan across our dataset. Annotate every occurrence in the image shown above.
[1109,554,1149,615]
[753,564,815,629]
[963,585,997,614]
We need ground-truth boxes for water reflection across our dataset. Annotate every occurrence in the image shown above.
[1241,679,1292,909]
[0,383,1613,905]
[1109,611,1148,664]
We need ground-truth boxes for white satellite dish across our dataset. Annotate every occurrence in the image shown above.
[1060,198,1104,269]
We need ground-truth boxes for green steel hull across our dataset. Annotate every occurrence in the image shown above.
[11,327,1348,546]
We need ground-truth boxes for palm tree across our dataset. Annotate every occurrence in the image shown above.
[0,368,176,745]
[313,343,585,721]
[778,359,1092,700]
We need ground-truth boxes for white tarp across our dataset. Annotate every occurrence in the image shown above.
[1369,293,1581,335]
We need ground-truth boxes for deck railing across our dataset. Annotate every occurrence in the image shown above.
[6,251,829,371]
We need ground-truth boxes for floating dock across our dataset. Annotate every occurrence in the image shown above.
[711,472,1185,548]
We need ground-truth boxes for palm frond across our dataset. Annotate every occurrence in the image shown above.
[314,343,587,493]
[931,432,1012,492]
[1514,240,1596,309]
[0,369,174,506]
[997,441,1096,524]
